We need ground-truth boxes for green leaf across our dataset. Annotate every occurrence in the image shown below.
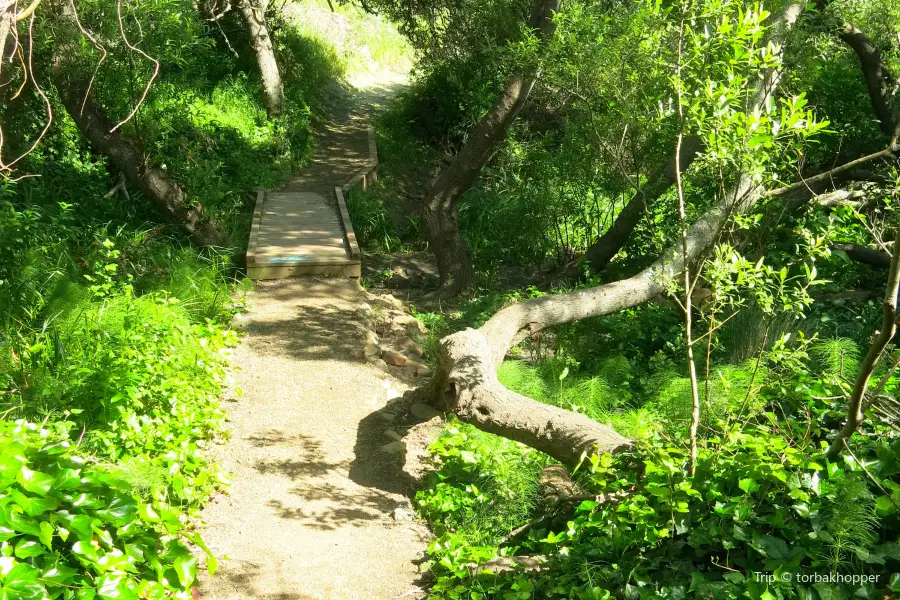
[0,446,26,484]
[173,554,198,588]
[13,540,44,559]
[738,478,759,493]
[7,510,41,538]
[138,504,159,523]
[40,563,77,586]
[53,469,82,491]
[97,575,139,600]
[186,532,217,576]
[10,489,58,517]
[38,522,53,549]
[0,528,15,543]
[876,495,897,515]
[17,467,54,497]
[95,495,137,527]
[62,514,95,541]
[0,563,47,600]
[812,583,844,600]
[71,541,100,564]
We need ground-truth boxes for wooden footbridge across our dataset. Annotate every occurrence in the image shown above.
[246,121,377,279]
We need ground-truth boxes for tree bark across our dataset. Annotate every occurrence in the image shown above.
[422,0,561,298]
[425,1,807,464]
[50,4,226,245]
[827,225,900,459]
[836,21,900,143]
[832,242,892,268]
[237,0,284,117]
[0,4,14,81]
[430,327,632,467]
[816,0,900,143]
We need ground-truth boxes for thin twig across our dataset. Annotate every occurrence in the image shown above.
[109,0,160,133]
[1,11,51,172]
[68,0,108,117]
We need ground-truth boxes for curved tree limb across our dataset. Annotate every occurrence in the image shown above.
[51,2,226,245]
[424,2,807,465]
[827,224,900,459]
[422,0,562,298]
[815,0,900,143]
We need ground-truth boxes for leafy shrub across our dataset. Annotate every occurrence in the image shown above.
[0,419,216,599]
[424,427,900,599]
[4,244,235,508]
[346,186,403,252]
[416,423,545,547]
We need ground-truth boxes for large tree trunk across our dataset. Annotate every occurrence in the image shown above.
[423,0,561,298]
[554,135,704,281]
[50,4,226,245]
[430,329,632,466]
[827,225,900,459]
[425,1,807,465]
[55,78,226,245]
[237,0,284,117]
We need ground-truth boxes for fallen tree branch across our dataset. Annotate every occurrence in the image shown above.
[832,242,892,268]
[763,146,899,200]
[425,2,808,466]
[811,188,867,208]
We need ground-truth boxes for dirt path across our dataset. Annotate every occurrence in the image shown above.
[198,79,432,600]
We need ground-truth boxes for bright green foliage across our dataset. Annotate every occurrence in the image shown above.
[422,422,900,599]
[285,0,413,83]
[1,1,355,595]
[2,235,235,506]
[0,419,216,599]
[417,424,545,547]
[417,307,900,598]
[651,361,765,430]
[346,187,404,252]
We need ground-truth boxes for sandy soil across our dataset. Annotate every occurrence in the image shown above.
[198,279,432,600]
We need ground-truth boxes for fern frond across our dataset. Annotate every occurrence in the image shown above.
[812,338,861,380]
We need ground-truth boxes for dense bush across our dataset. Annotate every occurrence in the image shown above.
[0,419,217,599]
[0,1,353,595]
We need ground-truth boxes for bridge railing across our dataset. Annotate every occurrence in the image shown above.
[334,125,378,262]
